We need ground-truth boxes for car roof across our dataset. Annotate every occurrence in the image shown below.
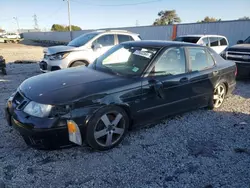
[121,40,201,48]
[177,34,227,38]
[90,30,139,35]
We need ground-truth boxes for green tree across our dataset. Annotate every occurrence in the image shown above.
[153,10,181,25]
[238,16,250,20]
[65,25,82,31]
[51,24,82,31]
[51,24,66,31]
[197,16,221,23]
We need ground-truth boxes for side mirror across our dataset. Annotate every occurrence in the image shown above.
[149,79,165,99]
[237,40,244,44]
[92,43,102,51]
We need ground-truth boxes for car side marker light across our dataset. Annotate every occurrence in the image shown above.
[67,120,82,145]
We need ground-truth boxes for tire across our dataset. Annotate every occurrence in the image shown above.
[70,61,87,67]
[208,83,226,109]
[86,106,129,151]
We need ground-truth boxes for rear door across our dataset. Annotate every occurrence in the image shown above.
[186,47,219,108]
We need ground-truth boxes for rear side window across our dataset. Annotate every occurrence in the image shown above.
[187,48,215,71]
[219,37,227,46]
[209,37,219,47]
[117,35,134,43]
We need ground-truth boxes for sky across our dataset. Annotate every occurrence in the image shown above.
[1,0,250,32]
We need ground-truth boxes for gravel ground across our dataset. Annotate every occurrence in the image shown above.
[0,43,250,188]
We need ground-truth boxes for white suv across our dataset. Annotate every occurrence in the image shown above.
[39,30,141,72]
[174,35,229,54]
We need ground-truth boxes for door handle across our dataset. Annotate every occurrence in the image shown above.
[179,77,188,83]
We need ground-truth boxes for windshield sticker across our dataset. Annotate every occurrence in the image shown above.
[133,50,152,59]
[132,67,139,72]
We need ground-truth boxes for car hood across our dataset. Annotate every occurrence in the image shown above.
[228,44,250,52]
[19,67,130,105]
[44,45,82,55]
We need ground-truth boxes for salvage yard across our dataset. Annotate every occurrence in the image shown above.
[0,42,250,188]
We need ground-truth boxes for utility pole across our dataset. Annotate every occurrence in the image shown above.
[64,0,72,40]
[33,14,39,30]
[13,17,20,33]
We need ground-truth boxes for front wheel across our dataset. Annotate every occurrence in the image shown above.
[208,83,226,109]
[86,106,129,151]
[70,61,87,67]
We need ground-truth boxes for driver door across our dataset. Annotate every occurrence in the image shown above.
[135,47,192,124]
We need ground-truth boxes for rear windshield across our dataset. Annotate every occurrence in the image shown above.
[174,36,200,44]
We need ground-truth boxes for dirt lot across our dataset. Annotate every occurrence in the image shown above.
[0,43,250,188]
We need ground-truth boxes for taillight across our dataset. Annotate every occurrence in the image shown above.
[235,66,237,76]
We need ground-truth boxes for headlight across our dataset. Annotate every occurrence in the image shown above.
[49,52,70,60]
[23,101,52,118]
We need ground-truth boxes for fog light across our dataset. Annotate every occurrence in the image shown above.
[67,120,82,145]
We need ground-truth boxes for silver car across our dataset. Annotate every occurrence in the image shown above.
[39,30,141,72]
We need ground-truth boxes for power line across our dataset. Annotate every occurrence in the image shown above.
[71,0,161,7]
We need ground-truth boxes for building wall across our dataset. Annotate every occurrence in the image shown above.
[22,20,250,45]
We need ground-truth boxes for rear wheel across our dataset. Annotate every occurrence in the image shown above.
[70,61,87,67]
[86,106,129,150]
[208,83,226,109]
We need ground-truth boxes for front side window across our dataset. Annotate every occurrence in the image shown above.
[151,47,186,76]
[187,48,215,71]
[209,37,219,47]
[93,34,115,47]
[96,44,159,76]
[118,35,134,43]
[200,37,209,46]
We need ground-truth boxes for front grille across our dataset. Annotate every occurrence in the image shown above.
[12,92,27,110]
[39,61,48,70]
[226,51,250,62]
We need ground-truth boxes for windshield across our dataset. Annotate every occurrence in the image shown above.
[95,44,159,76]
[174,36,200,43]
[67,32,98,47]
[244,36,250,44]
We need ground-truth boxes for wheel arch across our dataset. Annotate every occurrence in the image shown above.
[68,59,90,67]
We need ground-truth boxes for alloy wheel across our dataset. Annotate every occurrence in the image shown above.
[213,84,226,108]
[94,112,125,147]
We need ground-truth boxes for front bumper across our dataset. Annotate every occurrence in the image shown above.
[39,58,69,73]
[5,105,87,150]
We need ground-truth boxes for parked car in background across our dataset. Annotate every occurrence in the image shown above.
[2,33,21,39]
[223,36,250,78]
[6,41,236,150]
[39,30,141,72]
[174,35,229,54]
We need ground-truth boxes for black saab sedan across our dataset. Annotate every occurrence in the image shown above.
[5,41,236,150]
